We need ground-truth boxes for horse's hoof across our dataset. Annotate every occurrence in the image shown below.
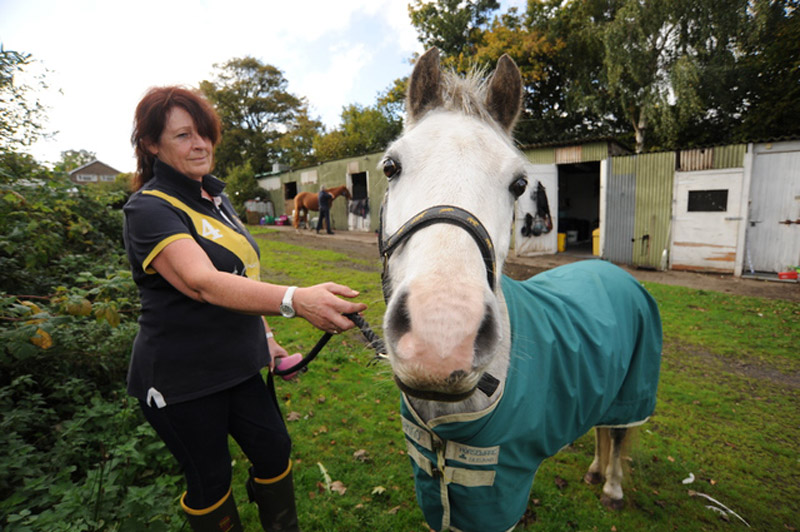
[583,472,603,485]
[600,495,624,511]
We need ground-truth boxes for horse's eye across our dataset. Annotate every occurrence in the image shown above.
[509,176,528,198]
[383,157,401,179]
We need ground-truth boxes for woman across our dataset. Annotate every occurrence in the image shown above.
[123,86,366,531]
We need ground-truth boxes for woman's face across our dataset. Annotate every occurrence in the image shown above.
[148,106,213,181]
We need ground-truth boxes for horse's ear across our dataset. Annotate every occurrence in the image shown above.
[407,48,443,124]
[485,54,522,133]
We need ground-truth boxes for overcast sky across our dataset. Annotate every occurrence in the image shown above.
[1,0,524,173]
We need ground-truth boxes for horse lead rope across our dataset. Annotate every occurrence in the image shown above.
[272,313,387,377]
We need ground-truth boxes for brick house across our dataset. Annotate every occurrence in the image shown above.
[68,160,121,185]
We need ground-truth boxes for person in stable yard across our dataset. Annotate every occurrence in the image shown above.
[124,86,367,531]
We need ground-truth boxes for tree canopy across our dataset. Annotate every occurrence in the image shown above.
[54,149,96,173]
[409,0,800,152]
[312,98,403,162]
[0,46,50,153]
[199,56,321,176]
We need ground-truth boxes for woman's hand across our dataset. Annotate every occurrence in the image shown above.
[267,335,289,372]
[293,282,367,334]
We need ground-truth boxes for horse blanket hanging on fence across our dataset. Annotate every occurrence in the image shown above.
[401,260,662,532]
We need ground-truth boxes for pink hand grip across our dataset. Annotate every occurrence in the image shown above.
[275,353,303,380]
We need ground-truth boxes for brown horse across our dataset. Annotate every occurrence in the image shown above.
[292,185,352,230]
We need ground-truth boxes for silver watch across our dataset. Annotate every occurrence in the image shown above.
[280,286,298,318]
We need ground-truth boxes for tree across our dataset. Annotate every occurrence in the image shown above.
[0,46,50,153]
[376,77,408,124]
[465,7,574,143]
[223,161,261,216]
[735,0,800,141]
[312,102,402,162]
[199,56,312,176]
[276,104,323,169]
[54,149,96,173]
[409,0,500,69]
[598,0,690,151]
[414,0,796,152]
[0,149,50,184]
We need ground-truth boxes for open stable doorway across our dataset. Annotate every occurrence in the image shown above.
[284,181,297,219]
[347,171,370,231]
[557,162,600,255]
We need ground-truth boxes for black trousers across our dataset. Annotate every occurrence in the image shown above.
[140,373,291,509]
[316,208,332,232]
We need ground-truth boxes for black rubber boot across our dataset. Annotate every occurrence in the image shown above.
[181,488,243,532]
[246,461,300,531]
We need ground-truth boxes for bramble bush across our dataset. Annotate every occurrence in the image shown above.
[1,168,184,530]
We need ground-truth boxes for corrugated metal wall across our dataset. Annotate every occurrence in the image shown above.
[677,144,746,171]
[746,141,800,272]
[608,152,675,269]
[525,148,556,164]
[555,145,583,164]
[582,142,613,162]
[632,152,676,269]
[524,142,611,165]
[713,144,747,169]
[606,158,636,265]
[678,148,713,171]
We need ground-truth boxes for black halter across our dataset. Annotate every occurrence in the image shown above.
[379,203,497,300]
[378,201,501,401]
[274,203,500,397]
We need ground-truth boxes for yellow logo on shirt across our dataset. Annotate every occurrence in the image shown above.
[201,218,224,241]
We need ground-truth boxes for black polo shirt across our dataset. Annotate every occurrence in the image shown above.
[123,160,268,407]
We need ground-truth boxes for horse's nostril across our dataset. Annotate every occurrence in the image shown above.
[385,290,411,343]
[446,369,468,384]
[474,304,498,358]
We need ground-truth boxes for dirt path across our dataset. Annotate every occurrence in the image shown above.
[260,226,800,303]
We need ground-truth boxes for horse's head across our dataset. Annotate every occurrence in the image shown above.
[380,49,530,402]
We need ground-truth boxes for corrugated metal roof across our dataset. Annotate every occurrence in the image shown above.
[519,136,632,154]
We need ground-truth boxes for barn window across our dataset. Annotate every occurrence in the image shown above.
[687,189,728,212]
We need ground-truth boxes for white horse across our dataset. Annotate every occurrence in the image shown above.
[379,49,662,532]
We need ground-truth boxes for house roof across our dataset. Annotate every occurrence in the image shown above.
[68,159,121,176]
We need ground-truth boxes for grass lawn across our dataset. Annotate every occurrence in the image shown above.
[229,228,799,531]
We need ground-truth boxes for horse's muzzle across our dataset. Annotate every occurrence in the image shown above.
[393,374,479,402]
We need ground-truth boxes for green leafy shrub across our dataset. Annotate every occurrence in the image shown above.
[0,174,128,295]
[0,171,184,529]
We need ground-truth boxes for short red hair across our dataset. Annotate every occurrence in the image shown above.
[130,86,221,191]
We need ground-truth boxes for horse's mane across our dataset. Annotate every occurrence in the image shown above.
[406,66,495,129]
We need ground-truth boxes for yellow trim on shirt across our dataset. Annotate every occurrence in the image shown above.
[143,233,193,274]
[142,189,261,280]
